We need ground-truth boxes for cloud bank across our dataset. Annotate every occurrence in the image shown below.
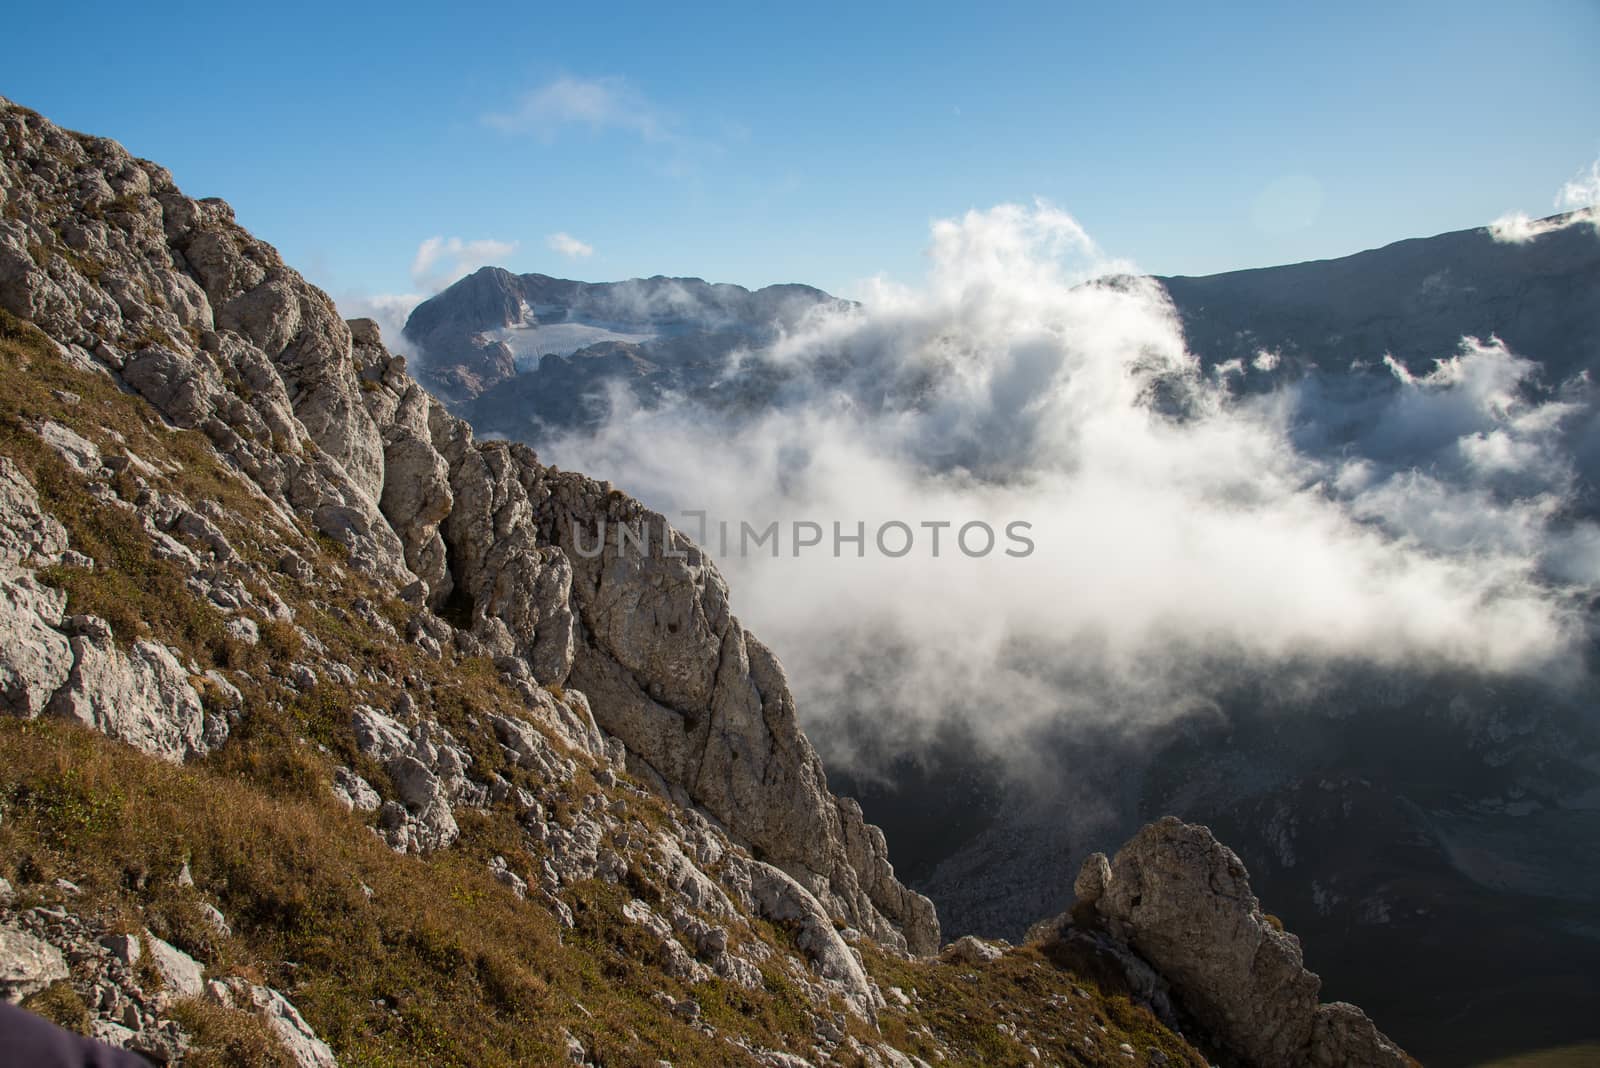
[541,202,1598,771]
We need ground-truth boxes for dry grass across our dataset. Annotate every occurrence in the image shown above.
[859,942,1208,1068]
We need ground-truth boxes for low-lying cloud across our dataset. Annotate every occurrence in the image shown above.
[542,202,1599,771]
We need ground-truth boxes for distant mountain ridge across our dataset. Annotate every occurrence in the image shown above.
[413,216,1600,460]
[1159,212,1600,384]
[404,267,843,405]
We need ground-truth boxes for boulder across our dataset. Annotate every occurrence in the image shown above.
[939,935,1003,965]
[0,929,69,1001]
[1077,817,1409,1068]
[35,420,101,474]
[144,935,205,999]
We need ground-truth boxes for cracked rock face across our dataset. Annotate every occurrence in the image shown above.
[0,570,73,717]
[541,487,940,955]
[47,619,216,763]
[1076,817,1410,1068]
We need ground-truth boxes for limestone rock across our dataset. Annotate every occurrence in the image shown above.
[1309,1002,1414,1068]
[350,704,466,852]
[939,935,1003,965]
[1079,817,1409,1068]
[746,860,882,1017]
[35,419,101,474]
[144,935,205,999]
[0,569,72,717]
[490,712,576,783]
[436,436,576,678]
[0,928,69,1001]
[1073,851,1111,906]
[0,456,68,566]
[0,96,940,982]
[542,480,939,956]
[378,388,454,602]
[46,620,212,762]
[330,766,381,812]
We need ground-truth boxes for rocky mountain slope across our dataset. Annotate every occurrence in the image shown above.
[0,98,1412,1066]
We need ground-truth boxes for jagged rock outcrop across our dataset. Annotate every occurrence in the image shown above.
[430,428,578,679]
[745,860,881,1016]
[0,570,73,718]
[0,95,934,963]
[0,455,67,565]
[0,457,74,717]
[0,468,223,761]
[1069,817,1410,1068]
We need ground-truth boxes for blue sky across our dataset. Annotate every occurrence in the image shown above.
[5,0,1597,310]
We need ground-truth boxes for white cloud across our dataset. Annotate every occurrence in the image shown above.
[540,202,1596,774]
[1490,157,1600,243]
[484,75,669,143]
[410,235,518,291]
[547,232,594,259]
